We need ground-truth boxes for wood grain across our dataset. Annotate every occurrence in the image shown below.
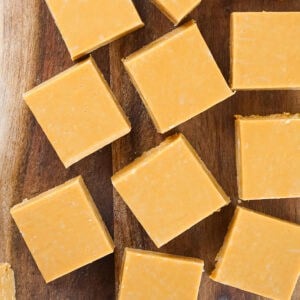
[0,0,299,299]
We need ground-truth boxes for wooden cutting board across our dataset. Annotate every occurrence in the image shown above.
[1,1,299,299]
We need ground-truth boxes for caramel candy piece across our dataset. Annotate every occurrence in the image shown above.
[11,176,114,282]
[123,20,233,133]
[235,113,300,200]
[211,207,300,300]
[119,248,204,300]
[0,263,15,300]
[151,0,202,25]
[45,0,144,60]
[24,57,130,168]
[112,133,230,247]
[231,12,300,89]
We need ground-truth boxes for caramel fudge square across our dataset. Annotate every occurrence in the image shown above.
[24,57,130,168]
[230,12,300,89]
[211,207,300,300]
[0,263,15,300]
[151,0,202,25]
[112,133,230,247]
[118,248,204,300]
[45,0,144,60]
[235,114,300,200]
[10,176,114,283]
[123,20,233,133]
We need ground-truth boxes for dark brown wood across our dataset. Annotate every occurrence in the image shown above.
[1,0,300,299]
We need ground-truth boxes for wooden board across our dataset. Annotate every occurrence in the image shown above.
[1,0,299,299]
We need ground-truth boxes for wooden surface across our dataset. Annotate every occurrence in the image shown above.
[0,0,299,299]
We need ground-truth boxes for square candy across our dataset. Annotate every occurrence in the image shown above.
[123,20,233,133]
[45,0,144,60]
[10,176,114,282]
[24,57,130,168]
[112,133,230,247]
[211,207,300,300]
[151,0,202,25]
[119,248,204,300]
[235,114,300,200]
[0,264,15,300]
[231,12,300,89]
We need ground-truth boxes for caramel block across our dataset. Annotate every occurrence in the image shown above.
[10,176,114,283]
[123,20,233,133]
[231,12,300,89]
[0,264,15,300]
[151,0,202,25]
[112,133,230,247]
[45,0,143,60]
[119,248,204,300]
[24,57,130,168]
[211,207,300,300]
[235,114,300,200]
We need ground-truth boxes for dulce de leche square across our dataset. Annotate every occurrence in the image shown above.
[10,176,114,283]
[119,248,204,300]
[211,207,300,300]
[45,0,144,60]
[123,20,233,133]
[235,113,300,200]
[0,263,15,300]
[112,133,230,247]
[151,0,202,25]
[231,12,300,90]
[24,57,130,168]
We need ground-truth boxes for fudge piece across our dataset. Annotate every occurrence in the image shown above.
[45,0,144,60]
[123,20,233,133]
[231,12,300,89]
[112,133,230,247]
[235,113,300,200]
[211,206,300,300]
[0,263,15,300]
[11,176,114,282]
[151,0,202,25]
[24,57,130,168]
[119,248,204,300]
